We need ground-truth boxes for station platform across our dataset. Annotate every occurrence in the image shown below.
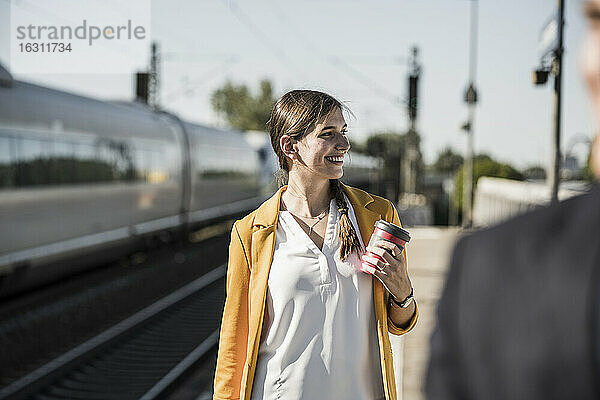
[391,227,462,400]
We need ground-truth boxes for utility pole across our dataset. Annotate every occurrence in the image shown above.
[408,46,420,132]
[550,0,565,204]
[149,41,160,110]
[135,72,149,104]
[462,0,478,228]
[533,0,565,204]
[402,46,421,198]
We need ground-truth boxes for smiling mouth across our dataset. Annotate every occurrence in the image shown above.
[325,155,344,164]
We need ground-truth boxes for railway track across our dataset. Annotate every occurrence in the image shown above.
[0,265,226,400]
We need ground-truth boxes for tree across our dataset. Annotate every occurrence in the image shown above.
[349,141,369,155]
[360,130,425,200]
[211,79,275,131]
[523,165,547,180]
[581,151,596,182]
[454,154,524,214]
[432,147,464,175]
[362,132,405,201]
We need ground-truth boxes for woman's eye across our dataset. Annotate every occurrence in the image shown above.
[322,130,347,137]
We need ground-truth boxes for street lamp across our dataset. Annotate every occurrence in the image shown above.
[532,66,550,85]
[462,0,479,228]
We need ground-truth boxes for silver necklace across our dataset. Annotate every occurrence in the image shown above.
[283,188,330,236]
[286,207,329,236]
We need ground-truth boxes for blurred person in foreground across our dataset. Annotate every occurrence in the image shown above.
[425,2,600,399]
[213,90,418,400]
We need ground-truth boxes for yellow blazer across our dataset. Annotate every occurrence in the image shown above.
[213,183,418,400]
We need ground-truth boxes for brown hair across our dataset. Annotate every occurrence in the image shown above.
[267,89,363,261]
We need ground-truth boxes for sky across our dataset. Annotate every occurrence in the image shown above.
[0,0,595,170]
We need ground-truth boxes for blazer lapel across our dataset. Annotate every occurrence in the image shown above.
[250,185,285,275]
[246,185,285,373]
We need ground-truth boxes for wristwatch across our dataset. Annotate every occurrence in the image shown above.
[390,287,414,308]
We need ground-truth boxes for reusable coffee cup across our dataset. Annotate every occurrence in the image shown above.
[361,220,410,275]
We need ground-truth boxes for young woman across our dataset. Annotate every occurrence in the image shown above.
[213,90,418,400]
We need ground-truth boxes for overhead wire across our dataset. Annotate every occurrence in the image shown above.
[162,57,238,103]
[268,0,408,109]
[222,0,309,81]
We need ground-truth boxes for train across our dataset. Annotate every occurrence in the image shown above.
[0,63,380,297]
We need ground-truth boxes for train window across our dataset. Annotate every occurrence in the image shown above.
[135,147,155,183]
[52,139,75,158]
[0,137,10,165]
[0,129,181,188]
[0,132,119,187]
[77,141,96,161]
[19,137,42,161]
[0,136,15,188]
[93,137,138,183]
[196,142,256,179]
[94,139,113,166]
[11,136,51,187]
[132,139,172,184]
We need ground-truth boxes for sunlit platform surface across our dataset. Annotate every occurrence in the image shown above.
[391,227,463,400]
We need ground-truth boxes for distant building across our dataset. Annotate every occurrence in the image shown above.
[562,155,581,179]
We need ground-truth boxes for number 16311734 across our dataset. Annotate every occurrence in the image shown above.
[18,42,72,52]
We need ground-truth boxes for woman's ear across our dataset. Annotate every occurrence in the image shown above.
[280,135,297,159]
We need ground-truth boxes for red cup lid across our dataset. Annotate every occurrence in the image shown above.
[374,220,410,242]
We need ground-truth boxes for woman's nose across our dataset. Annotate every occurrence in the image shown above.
[336,134,350,151]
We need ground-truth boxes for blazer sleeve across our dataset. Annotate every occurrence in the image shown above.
[213,221,251,400]
[385,200,419,336]
[425,237,469,400]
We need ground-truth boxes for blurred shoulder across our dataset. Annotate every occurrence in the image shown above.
[233,210,259,237]
[232,186,285,238]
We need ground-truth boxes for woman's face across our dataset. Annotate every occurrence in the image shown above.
[283,107,351,180]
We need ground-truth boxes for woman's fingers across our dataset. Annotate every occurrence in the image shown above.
[372,240,403,259]
[362,252,389,270]
[370,252,411,302]
[364,240,412,302]
[365,241,404,269]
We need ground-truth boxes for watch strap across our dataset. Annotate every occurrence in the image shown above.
[390,287,414,308]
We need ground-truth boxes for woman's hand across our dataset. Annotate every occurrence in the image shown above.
[362,239,412,302]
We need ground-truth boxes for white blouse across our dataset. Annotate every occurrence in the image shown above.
[251,194,385,400]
